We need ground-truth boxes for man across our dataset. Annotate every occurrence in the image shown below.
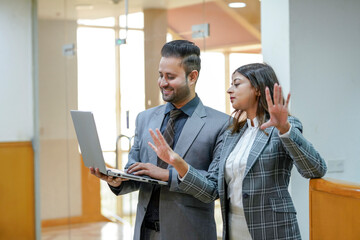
[91,40,228,240]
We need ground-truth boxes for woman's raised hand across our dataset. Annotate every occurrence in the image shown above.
[260,83,291,134]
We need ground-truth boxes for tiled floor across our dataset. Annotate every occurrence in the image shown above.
[41,222,134,240]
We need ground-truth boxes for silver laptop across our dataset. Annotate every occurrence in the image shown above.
[70,110,168,186]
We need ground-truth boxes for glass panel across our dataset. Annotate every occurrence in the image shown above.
[119,29,145,140]
[118,28,145,227]
[120,12,144,29]
[38,0,83,238]
[77,27,117,152]
[77,25,118,223]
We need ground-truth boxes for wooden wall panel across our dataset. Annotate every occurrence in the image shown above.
[0,142,35,240]
[309,178,360,240]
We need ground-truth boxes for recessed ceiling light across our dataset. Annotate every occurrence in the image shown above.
[228,2,247,8]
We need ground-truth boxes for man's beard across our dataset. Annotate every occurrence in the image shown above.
[161,84,190,104]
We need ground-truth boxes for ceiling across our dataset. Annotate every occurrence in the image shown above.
[38,0,261,53]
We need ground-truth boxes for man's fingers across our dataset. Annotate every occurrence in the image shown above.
[94,168,104,178]
[132,169,148,176]
[149,129,161,146]
[155,128,168,146]
[148,142,157,152]
[127,163,149,174]
[127,162,140,172]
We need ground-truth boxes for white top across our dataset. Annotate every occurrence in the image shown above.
[225,118,259,240]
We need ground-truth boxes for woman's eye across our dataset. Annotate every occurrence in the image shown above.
[234,83,240,87]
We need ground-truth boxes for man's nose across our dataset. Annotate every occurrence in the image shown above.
[159,77,168,87]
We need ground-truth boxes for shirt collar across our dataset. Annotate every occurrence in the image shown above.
[164,94,200,117]
[246,117,259,129]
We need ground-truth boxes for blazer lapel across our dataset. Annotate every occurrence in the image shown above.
[218,126,247,198]
[221,128,245,162]
[244,126,274,176]
[147,107,166,165]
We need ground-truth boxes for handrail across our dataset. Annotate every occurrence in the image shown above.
[309,177,360,240]
[310,177,360,199]
[115,134,134,169]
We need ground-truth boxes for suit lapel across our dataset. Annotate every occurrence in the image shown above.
[244,126,274,176]
[174,102,206,158]
[147,107,166,165]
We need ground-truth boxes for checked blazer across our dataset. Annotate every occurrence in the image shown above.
[179,116,327,240]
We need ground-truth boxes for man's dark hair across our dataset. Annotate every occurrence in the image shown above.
[161,40,201,78]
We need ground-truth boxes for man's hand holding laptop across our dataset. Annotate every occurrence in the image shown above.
[90,167,129,187]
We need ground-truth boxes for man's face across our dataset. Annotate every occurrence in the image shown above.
[158,57,192,107]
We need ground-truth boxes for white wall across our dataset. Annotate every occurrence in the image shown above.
[0,0,34,142]
[262,0,360,239]
[261,0,290,96]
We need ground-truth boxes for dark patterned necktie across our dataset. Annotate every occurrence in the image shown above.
[157,109,182,169]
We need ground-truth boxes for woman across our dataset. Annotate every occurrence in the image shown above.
[148,63,327,239]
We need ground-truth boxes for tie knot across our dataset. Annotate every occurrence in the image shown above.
[170,109,182,120]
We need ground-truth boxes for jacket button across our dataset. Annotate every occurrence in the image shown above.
[243,193,249,199]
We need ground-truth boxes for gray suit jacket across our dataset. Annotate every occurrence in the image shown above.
[110,99,229,240]
[178,116,327,240]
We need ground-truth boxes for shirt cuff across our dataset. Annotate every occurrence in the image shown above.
[177,164,190,182]
[279,124,292,138]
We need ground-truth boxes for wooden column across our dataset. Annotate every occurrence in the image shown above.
[143,9,167,109]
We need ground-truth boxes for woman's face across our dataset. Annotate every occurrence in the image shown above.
[227,72,259,118]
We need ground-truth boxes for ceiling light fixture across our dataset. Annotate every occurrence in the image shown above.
[228,2,247,8]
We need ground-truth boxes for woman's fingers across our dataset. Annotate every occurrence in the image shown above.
[285,93,291,109]
[273,83,278,105]
[260,120,272,130]
[265,87,273,107]
[277,84,283,105]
